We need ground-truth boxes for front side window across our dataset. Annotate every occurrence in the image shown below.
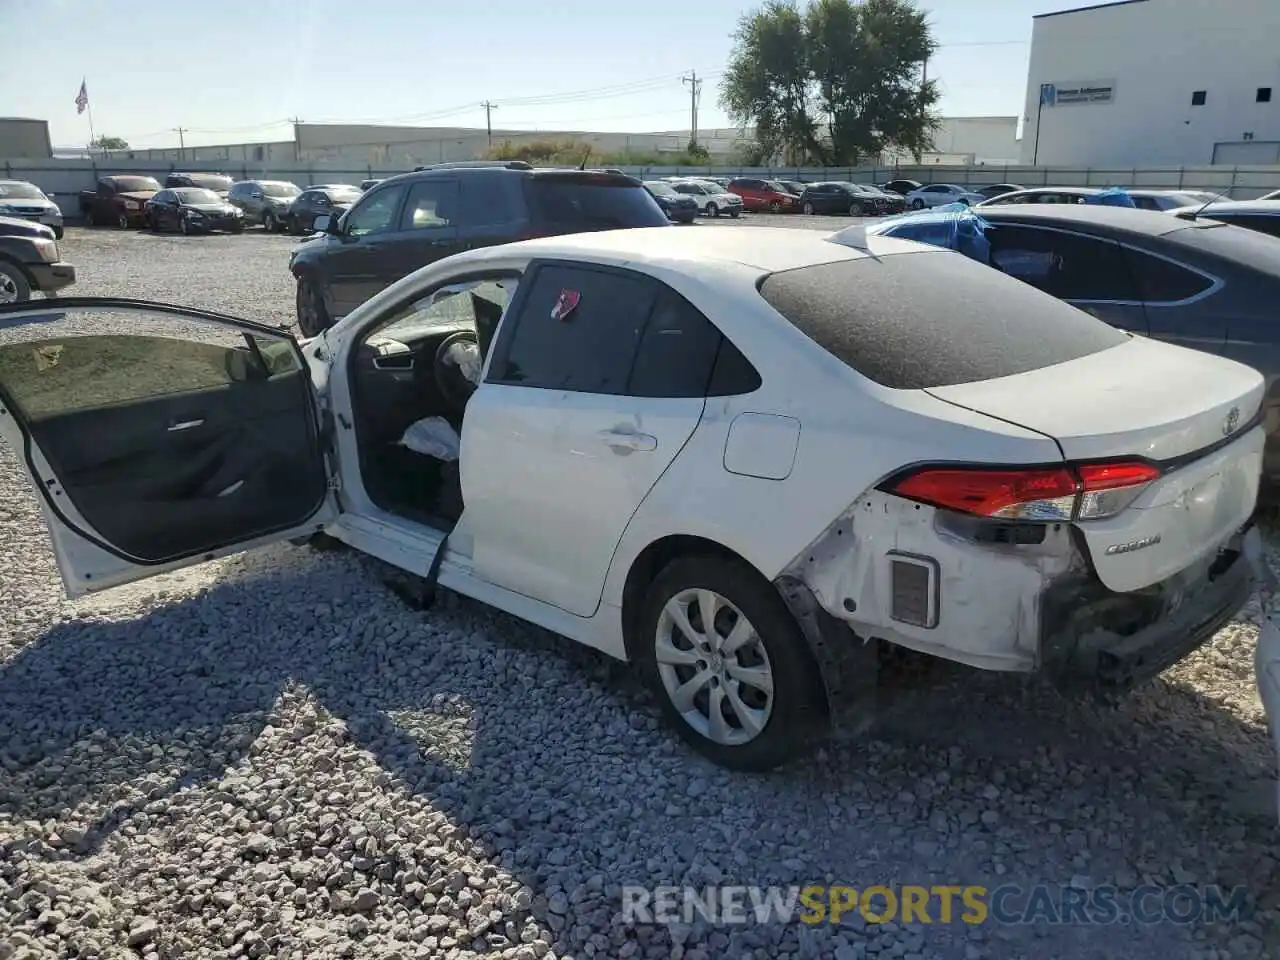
[987,226,1139,301]
[400,180,458,231]
[346,184,409,237]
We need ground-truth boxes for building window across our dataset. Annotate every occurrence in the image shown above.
[1259,87,1273,103]
[1191,90,1207,106]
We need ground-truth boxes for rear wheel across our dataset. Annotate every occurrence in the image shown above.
[180,217,190,236]
[0,262,32,304]
[637,555,825,771]
[848,201,865,217]
[802,202,815,215]
[706,202,719,218]
[296,275,331,337]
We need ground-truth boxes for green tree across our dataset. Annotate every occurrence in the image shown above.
[91,135,129,150]
[720,0,939,166]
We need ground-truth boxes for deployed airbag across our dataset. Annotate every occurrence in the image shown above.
[398,416,460,461]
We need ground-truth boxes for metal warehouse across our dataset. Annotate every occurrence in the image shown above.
[1020,0,1280,167]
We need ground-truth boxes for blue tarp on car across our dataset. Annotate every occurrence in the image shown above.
[836,203,993,264]
[1083,187,1137,207]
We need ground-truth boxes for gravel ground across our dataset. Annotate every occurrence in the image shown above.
[1,226,1278,960]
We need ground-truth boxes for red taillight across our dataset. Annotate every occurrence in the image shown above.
[886,460,1160,522]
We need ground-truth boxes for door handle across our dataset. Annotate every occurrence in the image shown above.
[599,429,657,452]
[168,418,204,432]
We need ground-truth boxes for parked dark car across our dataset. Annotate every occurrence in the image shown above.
[78,175,162,228]
[146,188,245,235]
[1169,200,1280,239]
[726,177,799,213]
[227,179,302,232]
[864,203,1280,490]
[643,181,699,223]
[798,182,876,216]
[973,183,1023,200]
[878,179,923,196]
[287,185,362,235]
[165,172,234,198]
[0,216,75,303]
[289,162,670,335]
[778,180,807,196]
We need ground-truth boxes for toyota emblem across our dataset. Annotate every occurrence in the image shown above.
[1223,406,1240,436]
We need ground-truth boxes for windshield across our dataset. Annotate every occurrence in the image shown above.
[262,182,300,198]
[113,177,161,193]
[0,182,47,200]
[766,181,791,193]
[184,174,233,191]
[175,188,221,204]
[324,187,362,201]
[644,182,677,196]
[525,175,670,229]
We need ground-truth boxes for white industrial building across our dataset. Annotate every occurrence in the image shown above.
[1020,0,1280,166]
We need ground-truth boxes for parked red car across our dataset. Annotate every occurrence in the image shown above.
[727,177,799,213]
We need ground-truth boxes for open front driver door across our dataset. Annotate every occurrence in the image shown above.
[0,299,338,597]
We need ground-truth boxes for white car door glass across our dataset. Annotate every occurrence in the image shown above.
[463,263,712,617]
[0,300,337,597]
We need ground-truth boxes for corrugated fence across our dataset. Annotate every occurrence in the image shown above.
[6,156,1280,218]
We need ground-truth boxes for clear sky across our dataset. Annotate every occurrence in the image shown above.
[1,0,1061,150]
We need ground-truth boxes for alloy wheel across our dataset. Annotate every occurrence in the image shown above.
[0,267,22,304]
[654,588,774,746]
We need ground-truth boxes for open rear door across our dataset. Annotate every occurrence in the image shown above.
[0,298,338,597]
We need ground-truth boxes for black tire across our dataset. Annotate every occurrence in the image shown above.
[768,200,782,213]
[802,202,815,215]
[911,198,925,210]
[231,223,244,234]
[117,212,130,230]
[180,217,190,236]
[729,209,740,218]
[85,208,98,227]
[637,555,826,771]
[263,211,277,232]
[296,275,331,337]
[0,261,32,304]
[52,226,64,240]
[706,202,719,218]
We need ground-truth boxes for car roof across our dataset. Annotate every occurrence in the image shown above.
[470,225,933,273]
[973,203,1197,237]
[1168,199,1280,217]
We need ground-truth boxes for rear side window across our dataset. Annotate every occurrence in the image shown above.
[489,264,656,393]
[1123,248,1215,302]
[627,291,723,398]
[757,253,1128,390]
[524,175,668,230]
[457,178,516,227]
[986,225,1139,301]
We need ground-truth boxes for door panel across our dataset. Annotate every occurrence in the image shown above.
[0,300,336,596]
[462,384,703,617]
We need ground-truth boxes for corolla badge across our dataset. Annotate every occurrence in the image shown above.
[1223,406,1240,436]
[1104,534,1162,556]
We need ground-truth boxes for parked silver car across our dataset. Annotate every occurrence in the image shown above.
[903,183,986,209]
[0,180,63,238]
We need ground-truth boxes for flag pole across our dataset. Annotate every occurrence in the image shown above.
[83,79,95,154]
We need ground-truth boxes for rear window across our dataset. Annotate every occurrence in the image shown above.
[757,253,1129,390]
[524,175,669,230]
[1166,220,1280,276]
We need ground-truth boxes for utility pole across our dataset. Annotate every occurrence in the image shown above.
[289,117,303,162]
[173,127,186,162]
[481,101,497,147]
[681,71,702,149]
[915,57,928,163]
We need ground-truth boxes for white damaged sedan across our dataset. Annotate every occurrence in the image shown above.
[0,227,1266,771]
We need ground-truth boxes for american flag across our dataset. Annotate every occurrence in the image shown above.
[75,80,88,115]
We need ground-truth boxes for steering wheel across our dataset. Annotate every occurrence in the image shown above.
[432,330,481,412]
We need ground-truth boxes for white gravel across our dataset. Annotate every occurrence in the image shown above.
[1,227,1278,960]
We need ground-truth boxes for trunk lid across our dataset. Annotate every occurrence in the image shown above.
[927,336,1265,592]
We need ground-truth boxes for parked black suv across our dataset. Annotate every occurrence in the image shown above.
[288,161,670,335]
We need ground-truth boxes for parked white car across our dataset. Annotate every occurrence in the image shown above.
[0,227,1264,770]
[0,180,64,238]
[667,179,744,218]
[904,183,985,209]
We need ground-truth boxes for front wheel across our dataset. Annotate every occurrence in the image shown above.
[802,202,815,215]
[52,226,64,240]
[768,200,782,213]
[706,202,719,218]
[848,202,865,217]
[0,262,32,304]
[638,555,826,771]
[910,199,925,210]
[263,211,277,232]
[117,212,130,229]
[296,275,331,337]
[729,209,740,219]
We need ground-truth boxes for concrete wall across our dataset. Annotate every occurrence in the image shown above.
[0,119,53,159]
[7,156,1280,219]
[103,141,298,165]
[1021,0,1280,166]
[885,117,1019,165]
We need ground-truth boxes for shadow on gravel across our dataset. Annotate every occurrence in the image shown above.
[1,546,1277,958]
